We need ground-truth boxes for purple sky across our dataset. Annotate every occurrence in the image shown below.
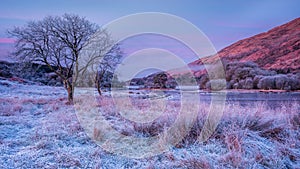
[0,0,299,62]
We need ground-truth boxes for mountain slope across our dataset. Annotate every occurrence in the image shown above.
[191,17,300,72]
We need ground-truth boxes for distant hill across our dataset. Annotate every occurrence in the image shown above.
[191,17,300,73]
[135,18,300,90]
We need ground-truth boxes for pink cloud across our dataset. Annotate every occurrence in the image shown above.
[0,38,15,44]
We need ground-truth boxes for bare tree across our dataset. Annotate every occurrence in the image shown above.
[95,45,122,95]
[9,14,114,103]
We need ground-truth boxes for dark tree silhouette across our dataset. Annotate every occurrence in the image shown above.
[153,73,168,89]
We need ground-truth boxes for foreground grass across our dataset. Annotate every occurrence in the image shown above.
[0,81,299,168]
[91,96,300,168]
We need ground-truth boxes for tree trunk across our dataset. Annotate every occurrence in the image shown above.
[65,80,74,104]
[96,80,102,96]
[95,73,102,96]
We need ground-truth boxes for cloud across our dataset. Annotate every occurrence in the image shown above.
[0,38,15,44]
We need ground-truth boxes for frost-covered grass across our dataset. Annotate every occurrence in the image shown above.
[0,79,299,168]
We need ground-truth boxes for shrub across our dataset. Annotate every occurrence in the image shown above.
[179,157,211,169]
[274,74,288,89]
[244,77,254,89]
[205,79,226,90]
[221,61,278,89]
[198,74,209,89]
[257,76,276,89]
[286,76,300,90]
[253,75,263,89]
[261,74,300,90]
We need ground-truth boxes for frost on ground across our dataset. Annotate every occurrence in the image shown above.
[0,78,299,168]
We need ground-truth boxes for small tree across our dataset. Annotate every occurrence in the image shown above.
[9,14,113,103]
[95,45,122,95]
[153,72,168,89]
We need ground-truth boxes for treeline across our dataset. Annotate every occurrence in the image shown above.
[0,61,63,86]
[197,61,300,91]
[129,60,300,91]
[130,72,177,89]
[0,61,123,91]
